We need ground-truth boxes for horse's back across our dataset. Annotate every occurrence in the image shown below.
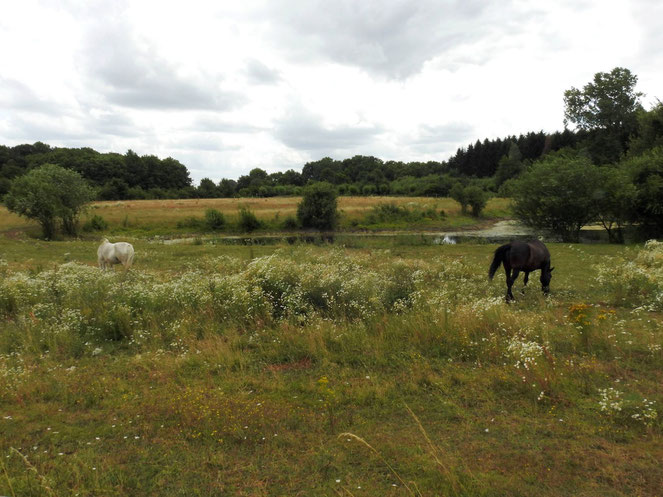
[507,240,549,270]
[527,240,550,262]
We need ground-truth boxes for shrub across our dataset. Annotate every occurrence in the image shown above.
[237,207,261,232]
[282,215,298,230]
[82,214,109,232]
[204,208,226,231]
[512,151,602,242]
[4,164,94,239]
[297,182,339,231]
[464,186,488,217]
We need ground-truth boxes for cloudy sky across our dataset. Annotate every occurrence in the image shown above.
[1,0,662,184]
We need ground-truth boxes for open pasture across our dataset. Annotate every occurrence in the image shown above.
[0,236,662,496]
[0,196,513,237]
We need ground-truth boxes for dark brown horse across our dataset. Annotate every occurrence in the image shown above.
[488,240,554,301]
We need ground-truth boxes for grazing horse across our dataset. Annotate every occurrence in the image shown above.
[97,238,135,271]
[488,240,554,301]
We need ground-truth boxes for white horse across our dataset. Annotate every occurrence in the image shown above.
[97,238,135,271]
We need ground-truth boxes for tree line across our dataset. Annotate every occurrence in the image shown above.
[2,67,662,240]
[1,133,579,201]
[0,145,192,199]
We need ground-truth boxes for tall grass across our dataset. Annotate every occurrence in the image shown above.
[0,242,661,496]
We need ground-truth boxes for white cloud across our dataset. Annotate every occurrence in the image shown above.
[1,0,662,183]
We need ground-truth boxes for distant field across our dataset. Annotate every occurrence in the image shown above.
[0,196,513,237]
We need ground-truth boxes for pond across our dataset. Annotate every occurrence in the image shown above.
[156,220,610,247]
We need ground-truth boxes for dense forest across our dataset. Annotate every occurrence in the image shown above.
[0,129,580,200]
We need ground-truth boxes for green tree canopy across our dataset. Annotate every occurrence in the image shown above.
[625,147,663,236]
[4,163,94,239]
[564,67,643,163]
[512,151,602,242]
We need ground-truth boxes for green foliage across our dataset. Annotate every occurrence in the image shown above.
[593,166,636,243]
[197,178,219,198]
[495,142,526,186]
[564,67,643,132]
[4,163,94,239]
[204,208,226,231]
[463,185,488,217]
[281,215,298,230]
[296,182,339,231]
[629,103,663,156]
[625,146,663,236]
[237,206,262,232]
[512,151,601,242]
[449,182,467,213]
[82,214,109,232]
[564,67,643,163]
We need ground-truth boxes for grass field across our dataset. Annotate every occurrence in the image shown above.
[0,196,513,238]
[0,201,662,496]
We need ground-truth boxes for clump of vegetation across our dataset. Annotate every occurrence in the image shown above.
[281,215,298,230]
[4,164,94,238]
[297,182,339,230]
[82,214,109,232]
[204,208,225,231]
[237,206,262,232]
[594,239,663,310]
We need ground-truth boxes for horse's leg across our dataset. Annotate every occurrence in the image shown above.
[522,271,530,294]
[507,269,520,301]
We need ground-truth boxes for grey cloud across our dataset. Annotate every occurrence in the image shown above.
[193,115,266,134]
[245,59,282,85]
[0,78,61,115]
[275,106,383,154]
[80,24,245,111]
[263,0,519,79]
[88,112,135,137]
[169,134,241,152]
[3,115,87,142]
[414,123,475,145]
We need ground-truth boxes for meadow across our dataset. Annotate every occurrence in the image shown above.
[0,196,513,238]
[0,200,662,496]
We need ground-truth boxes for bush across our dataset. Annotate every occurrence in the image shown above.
[282,215,298,230]
[297,182,339,231]
[4,164,94,239]
[512,151,602,242]
[237,207,261,232]
[82,215,109,232]
[464,186,488,217]
[204,209,226,231]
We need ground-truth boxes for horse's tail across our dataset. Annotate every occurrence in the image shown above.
[489,244,510,280]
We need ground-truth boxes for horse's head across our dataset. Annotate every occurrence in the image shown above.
[540,266,554,294]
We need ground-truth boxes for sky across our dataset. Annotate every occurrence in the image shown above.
[1,0,662,184]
